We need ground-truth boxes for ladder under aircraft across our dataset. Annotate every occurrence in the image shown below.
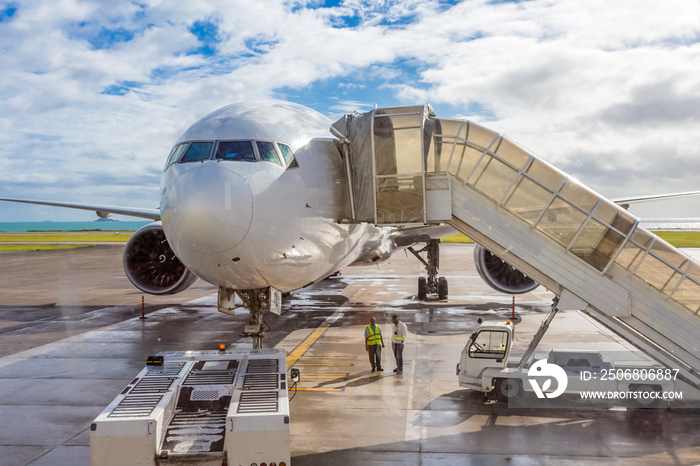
[331,105,700,388]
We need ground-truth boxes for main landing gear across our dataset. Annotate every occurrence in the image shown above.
[408,239,448,301]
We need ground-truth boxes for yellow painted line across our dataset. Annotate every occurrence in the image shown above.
[286,326,330,368]
[296,356,359,359]
[291,363,353,366]
[348,287,365,302]
[294,387,342,392]
[297,378,342,382]
[296,373,348,377]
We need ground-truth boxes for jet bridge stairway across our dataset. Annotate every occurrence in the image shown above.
[332,105,700,388]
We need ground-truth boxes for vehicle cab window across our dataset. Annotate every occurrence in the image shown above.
[215,141,256,161]
[256,141,283,167]
[468,330,509,359]
[278,143,299,168]
[180,142,213,163]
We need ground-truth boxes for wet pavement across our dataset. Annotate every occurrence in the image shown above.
[1,244,699,465]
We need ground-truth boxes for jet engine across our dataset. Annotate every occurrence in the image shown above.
[123,222,198,295]
[473,243,538,294]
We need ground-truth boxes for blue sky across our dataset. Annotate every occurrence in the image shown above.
[1,0,700,221]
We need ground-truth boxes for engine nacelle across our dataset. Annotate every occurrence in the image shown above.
[123,222,198,295]
[473,243,538,294]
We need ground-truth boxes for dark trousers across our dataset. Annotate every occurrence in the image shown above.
[368,345,382,370]
[392,342,404,372]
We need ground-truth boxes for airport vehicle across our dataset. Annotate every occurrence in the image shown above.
[3,101,700,356]
[456,307,676,407]
[90,349,290,466]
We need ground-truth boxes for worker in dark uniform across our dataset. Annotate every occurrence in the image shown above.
[364,317,385,372]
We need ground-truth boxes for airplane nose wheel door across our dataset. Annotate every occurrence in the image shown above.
[409,239,448,301]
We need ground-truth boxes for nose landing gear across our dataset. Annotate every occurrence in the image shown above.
[223,287,280,349]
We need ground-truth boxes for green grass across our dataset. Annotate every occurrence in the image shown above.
[0,233,133,242]
[440,231,700,248]
[1,230,699,250]
[652,231,700,248]
[0,244,96,252]
[441,234,474,244]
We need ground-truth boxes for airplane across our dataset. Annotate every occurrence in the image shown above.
[2,100,699,347]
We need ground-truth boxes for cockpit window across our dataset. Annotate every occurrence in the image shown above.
[180,142,213,163]
[278,143,299,168]
[165,143,188,169]
[215,141,256,161]
[165,139,297,169]
[256,141,283,167]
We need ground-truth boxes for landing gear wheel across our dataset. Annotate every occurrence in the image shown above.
[495,378,522,402]
[438,276,448,300]
[418,277,427,301]
[630,384,661,408]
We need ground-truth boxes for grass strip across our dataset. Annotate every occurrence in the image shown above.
[1,231,700,249]
[0,244,96,252]
[441,234,474,244]
[0,233,133,242]
[440,231,700,248]
[652,231,700,248]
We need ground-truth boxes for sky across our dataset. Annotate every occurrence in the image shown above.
[1,0,700,221]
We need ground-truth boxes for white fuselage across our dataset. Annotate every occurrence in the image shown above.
[159,101,390,292]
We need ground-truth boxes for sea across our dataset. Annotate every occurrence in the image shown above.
[0,218,699,232]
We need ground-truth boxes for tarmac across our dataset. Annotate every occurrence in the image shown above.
[1,243,700,465]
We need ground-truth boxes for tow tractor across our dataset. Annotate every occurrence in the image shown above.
[457,292,679,408]
[90,348,292,466]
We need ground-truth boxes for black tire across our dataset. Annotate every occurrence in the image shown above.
[630,384,661,408]
[495,378,522,402]
[418,277,427,300]
[438,276,448,300]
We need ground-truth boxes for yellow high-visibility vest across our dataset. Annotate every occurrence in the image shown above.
[366,325,381,345]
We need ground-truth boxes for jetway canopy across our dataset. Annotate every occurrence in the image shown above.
[331,105,435,224]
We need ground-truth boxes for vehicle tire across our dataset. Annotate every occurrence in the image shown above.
[630,384,661,408]
[495,378,522,402]
[418,277,427,300]
[438,276,448,300]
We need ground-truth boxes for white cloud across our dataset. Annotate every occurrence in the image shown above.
[1,0,700,221]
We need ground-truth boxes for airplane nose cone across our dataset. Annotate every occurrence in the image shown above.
[163,163,252,253]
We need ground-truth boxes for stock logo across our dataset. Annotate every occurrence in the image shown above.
[528,359,568,399]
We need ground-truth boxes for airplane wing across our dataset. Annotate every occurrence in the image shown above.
[0,197,161,221]
[612,191,700,206]
[2,189,697,227]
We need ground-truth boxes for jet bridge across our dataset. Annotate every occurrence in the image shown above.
[332,106,700,388]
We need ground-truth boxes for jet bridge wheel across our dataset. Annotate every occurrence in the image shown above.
[629,384,662,408]
[495,378,523,402]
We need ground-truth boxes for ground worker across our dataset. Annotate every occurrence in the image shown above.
[391,314,407,374]
[364,317,385,372]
